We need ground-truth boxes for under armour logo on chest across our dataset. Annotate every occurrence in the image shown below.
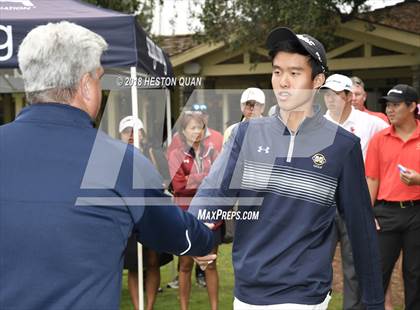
[257,146,270,154]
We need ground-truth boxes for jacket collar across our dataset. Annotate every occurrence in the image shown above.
[15,102,95,128]
[277,104,326,135]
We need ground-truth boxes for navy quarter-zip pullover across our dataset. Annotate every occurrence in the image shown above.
[0,103,213,310]
[189,107,384,309]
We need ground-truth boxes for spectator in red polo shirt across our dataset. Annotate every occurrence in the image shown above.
[351,76,389,124]
[365,84,420,310]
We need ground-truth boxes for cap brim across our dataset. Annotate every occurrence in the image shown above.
[320,84,347,92]
[379,95,404,104]
[119,123,144,133]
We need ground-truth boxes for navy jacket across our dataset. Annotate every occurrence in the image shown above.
[189,108,384,309]
[0,103,213,310]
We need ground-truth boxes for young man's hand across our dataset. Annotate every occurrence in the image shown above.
[400,169,420,186]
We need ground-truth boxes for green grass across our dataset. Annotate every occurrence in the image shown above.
[120,244,234,310]
[120,244,400,310]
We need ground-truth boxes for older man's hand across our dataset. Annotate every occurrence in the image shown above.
[193,254,217,271]
[192,222,217,270]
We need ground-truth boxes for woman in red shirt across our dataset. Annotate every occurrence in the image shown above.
[168,111,221,310]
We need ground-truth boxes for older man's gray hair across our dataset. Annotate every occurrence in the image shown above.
[17,21,108,103]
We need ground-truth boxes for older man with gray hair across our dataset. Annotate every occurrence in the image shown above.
[0,21,214,310]
[350,76,389,124]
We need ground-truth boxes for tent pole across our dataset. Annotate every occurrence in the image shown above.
[165,88,172,145]
[131,66,144,310]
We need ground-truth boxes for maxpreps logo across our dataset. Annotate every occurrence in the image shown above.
[312,153,326,169]
[0,0,35,11]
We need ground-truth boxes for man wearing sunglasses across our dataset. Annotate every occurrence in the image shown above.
[223,87,266,144]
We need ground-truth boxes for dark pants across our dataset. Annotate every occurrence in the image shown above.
[331,213,365,310]
[374,201,420,310]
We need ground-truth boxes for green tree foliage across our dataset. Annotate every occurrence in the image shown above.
[83,0,156,33]
[191,0,369,52]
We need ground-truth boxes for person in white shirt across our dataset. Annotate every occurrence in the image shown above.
[322,74,388,310]
[323,74,388,159]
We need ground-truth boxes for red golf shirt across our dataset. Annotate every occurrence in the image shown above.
[365,120,420,201]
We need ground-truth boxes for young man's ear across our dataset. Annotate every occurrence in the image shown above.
[313,73,326,89]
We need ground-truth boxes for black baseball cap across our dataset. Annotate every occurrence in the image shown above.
[379,84,419,104]
[266,27,328,73]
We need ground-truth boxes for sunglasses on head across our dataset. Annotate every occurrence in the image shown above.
[191,104,208,112]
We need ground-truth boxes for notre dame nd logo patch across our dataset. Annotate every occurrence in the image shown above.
[312,153,326,169]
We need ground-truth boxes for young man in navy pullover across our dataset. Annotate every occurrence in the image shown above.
[189,27,384,310]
